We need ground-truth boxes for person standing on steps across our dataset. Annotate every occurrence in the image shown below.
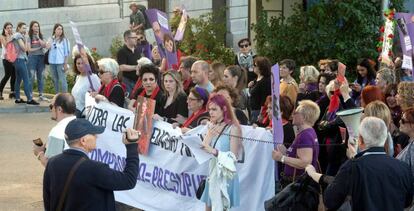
[0,22,16,100]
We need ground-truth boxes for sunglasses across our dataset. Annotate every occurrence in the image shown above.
[98,69,109,75]
[239,44,250,48]
[137,37,144,41]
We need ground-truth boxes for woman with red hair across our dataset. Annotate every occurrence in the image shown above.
[200,94,242,210]
[361,85,384,108]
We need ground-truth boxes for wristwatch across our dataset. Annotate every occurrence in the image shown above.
[281,155,285,163]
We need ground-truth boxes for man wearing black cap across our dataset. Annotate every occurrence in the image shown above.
[43,119,140,211]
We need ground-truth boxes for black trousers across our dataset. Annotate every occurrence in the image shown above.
[0,59,16,93]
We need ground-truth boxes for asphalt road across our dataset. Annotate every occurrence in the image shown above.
[0,112,54,210]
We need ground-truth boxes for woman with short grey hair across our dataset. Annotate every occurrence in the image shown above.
[92,58,125,107]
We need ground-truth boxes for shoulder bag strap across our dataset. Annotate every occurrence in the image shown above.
[212,124,229,148]
[56,157,87,211]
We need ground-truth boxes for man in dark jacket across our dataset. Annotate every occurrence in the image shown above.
[43,119,140,211]
[324,116,413,211]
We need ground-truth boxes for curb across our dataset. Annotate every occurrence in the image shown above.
[0,88,53,113]
[0,104,50,113]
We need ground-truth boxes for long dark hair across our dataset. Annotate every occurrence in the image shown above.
[225,65,247,93]
[357,58,376,84]
[28,21,43,40]
[2,22,12,36]
[52,23,65,42]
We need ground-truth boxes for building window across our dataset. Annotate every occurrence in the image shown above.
[39,0,64,8]
[148,0,166,12]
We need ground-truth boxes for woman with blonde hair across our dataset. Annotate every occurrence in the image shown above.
[297,65,320,102]
[272,100,321,187]
[396,81,414,111]
[364,100,394,156]
[375,67,395,93]
[154,70,188,124]
[209,62,225,87]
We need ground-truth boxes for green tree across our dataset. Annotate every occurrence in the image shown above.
[252,0,405,71]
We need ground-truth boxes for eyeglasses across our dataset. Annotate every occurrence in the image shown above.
[143,78,155,82]
[188,97,200,101]
[49,104,54,110]
[239,44,250,48]
[53,43,57,49]
[137,37,144,41]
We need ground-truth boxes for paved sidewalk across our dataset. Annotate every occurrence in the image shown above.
[0,113,53,210]
[0,88,53,113]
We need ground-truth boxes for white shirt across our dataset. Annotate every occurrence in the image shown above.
[45,116,76,158]
[71,74,101,112]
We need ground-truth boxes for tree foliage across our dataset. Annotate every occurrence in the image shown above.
[252,0,405,70]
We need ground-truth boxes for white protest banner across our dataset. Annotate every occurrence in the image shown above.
[86,102,275,211]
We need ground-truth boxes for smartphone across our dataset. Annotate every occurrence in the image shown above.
[33,138,43,146]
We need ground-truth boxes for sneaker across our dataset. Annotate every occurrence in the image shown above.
[39,95,49,102]
[15,99,26,104]
[27,99,40,105]
[9,92,15,99]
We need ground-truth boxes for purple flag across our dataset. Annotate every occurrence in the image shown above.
[174,9,187,41]
[395,13,414,79]
[69,21,95,91]
[271,64,283,145]
[145,9,178,69]
[271,64,283,181]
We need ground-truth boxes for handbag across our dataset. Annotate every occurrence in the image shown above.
[264,174,320,211]
[196,124,229,200]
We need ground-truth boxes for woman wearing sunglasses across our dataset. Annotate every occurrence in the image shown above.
[397,108,414,175]
[92,58,125,107]
[128,64,163,114]
[235,38,256,83]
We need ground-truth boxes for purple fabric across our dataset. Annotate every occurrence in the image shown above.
[284,128,319,177]
[145,9,178,68]
[272,64,283,181]
[306,83,318,92]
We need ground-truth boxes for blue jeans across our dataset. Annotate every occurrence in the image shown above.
[13,58,32,101]
[49,64,67,93]
[28,55,45,95]
[122,77,136,96]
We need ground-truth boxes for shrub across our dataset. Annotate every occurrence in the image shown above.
[252,1,405,74]
[110,35,124,59]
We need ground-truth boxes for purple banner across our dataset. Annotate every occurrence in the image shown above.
[271,64,283,146]
[395,13,414,76]
[69,21,96,91]
[174,9,187,41]
[145,9,178,69]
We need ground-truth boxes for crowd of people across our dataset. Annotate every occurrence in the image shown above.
[2,3,412,211]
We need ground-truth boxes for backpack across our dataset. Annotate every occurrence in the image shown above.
[5,41,17,63]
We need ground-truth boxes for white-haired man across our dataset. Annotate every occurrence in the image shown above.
[320,117,413,210]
